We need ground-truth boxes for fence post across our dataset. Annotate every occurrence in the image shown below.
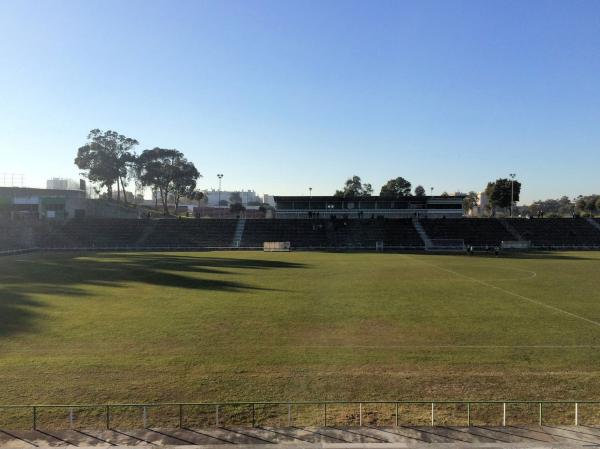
[395,403,399,427]
[143,406,147,428]
[106,405,110,429]
[32,406,36,430]
[69,407,74,429]
[252,403,256,427]
[503,402,506,426]
[467,403,471,426]
[215,404,219,427]
[324,403,327,427]
[288,403,292,426]
[179,404,183,428]
[539,402,542,426]
[359,403,362,426]
[575,403,578,426]
[431,403,434,426]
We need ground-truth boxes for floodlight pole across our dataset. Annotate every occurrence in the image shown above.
[217,174,223,208]
[509,173,516,217]
[309,187,312,210]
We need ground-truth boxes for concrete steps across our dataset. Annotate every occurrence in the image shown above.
[232,218,247,247]
[499,218,523,241]
[586,217,600,232]
[412,219,432,247]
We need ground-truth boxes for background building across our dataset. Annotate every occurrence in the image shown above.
[46,178,82,191]
[262,194,276,206]
[203,189,262,206]
[0,186,87,219]
[467,192,489,217]
[274,195,465,218]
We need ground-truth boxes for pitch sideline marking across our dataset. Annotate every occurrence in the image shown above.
[292,344,600,349]
[407,255,600,330]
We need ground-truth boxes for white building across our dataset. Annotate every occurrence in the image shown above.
[263,194,276,206]
[46,178,82,191]
[203,189,262,206]
[468,192,489,217]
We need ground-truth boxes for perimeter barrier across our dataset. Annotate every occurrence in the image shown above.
[0,401,597,430]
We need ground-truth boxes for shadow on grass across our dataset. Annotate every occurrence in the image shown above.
[426,251,599,261]
[0,290,45,338]
[500,251,600,261]
[0,252,307,338]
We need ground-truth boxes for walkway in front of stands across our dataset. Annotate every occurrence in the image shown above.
[2,426,600,448]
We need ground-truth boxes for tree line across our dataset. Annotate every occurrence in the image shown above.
[515,195,600,218]
[333,175,428,199]
[75,129,203,215]
[334,175,527,216]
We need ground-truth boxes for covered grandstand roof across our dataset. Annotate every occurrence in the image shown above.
[273,195,465,201]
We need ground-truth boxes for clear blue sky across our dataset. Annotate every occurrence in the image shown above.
[1,0,598,202]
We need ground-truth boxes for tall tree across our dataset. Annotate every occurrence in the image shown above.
[171,161,201,212]
[75,142,118,199]
[230,202,246,214]
[74,129,138,202]
[379,177,412,198]
[462,191,478,213]
[575,195,600,215]
[188,190,206,208]
[414,185,426,197]
[485,178,521,211]
[575,196,587,213]
[334,176,373,198]
[230,191,243,204]
[136,148,200,214]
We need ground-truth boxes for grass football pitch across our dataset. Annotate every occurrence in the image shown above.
[2,250,600,415]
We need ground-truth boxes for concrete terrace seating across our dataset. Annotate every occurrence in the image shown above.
[242,218,424,248]
[383,219,424,247]
[0,222,34,251]
[509,218,600,247]
[143,219,237,248]
[37,218,238,249]
[39,218,150,248]
[9,217,600,252]
[242,219,330,248]
[420,218,513,247]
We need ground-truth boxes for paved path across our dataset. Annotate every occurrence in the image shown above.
[1,426,599,448]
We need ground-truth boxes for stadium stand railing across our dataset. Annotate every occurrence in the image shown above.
[0,400,595,430]
[426,239,466,251]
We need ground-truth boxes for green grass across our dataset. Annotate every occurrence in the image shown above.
[2,250,600,408]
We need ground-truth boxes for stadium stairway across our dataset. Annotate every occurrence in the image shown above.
[134,219,158,246]
[586,217,600,232]
[232,218,246,248]
[412,218,432,247]
[499,218,524,241]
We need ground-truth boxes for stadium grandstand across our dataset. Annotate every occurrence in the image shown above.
[2,215,600,253]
